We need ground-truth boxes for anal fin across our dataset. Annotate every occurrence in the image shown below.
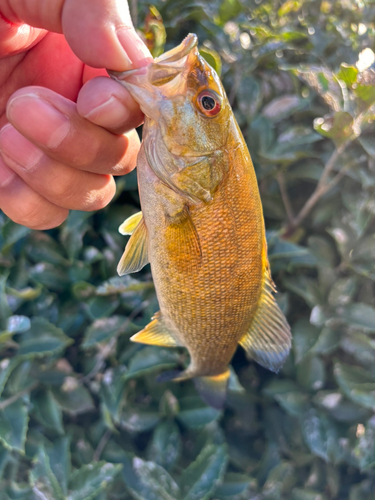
[130,312,181,347]
[117,217,149,276]
[240,268,291,373]
[118,211,143,235]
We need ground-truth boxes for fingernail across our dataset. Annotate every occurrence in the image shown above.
[7,94,70,149]
[116,28,153,67]
[83,95,130,128]
[0,156,16,187]
[0,124,43,171]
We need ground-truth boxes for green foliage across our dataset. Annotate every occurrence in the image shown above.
[1,0,375,498]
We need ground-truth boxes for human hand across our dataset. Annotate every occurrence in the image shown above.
[0,0,152,229]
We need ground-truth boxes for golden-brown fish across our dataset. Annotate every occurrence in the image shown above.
[110,34,291,408]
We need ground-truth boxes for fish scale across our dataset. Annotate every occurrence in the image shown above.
[110,34,291,408]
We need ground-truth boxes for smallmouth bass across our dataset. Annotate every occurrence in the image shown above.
[110,34,291,409]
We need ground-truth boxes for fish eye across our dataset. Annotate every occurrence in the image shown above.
[197,90,221,117]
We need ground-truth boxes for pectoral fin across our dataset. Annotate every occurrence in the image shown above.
[131,312,181,347]
[166,207,202,271]
[117,217,149,276]
[118,211,143,235]
[240,268,291,373]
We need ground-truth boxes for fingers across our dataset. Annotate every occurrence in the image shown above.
[0,156,69,230]
[0,0,152,70]
[4,86,140,175]
[0,125,116,211]
[77,76,143,134]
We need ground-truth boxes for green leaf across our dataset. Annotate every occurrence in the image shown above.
[314,111,355,145]
[334,362,375,410]
[126,347,180,380]
[46,437,71,496]
[68,461,122,500]
[313,390,370,423]
[147,420,182,471]
[353,417,375,470]
[180,444,227,500]
[292,319,321,363]
[52,383,95,416]
[82,315,129,348]
[31,390,64,435]
[274,391,309,418]
[297,356,325,391]
[86,296,120,320]
[278,0,302,17]
[29,263,71,292]
[0,359,19,398]
[0,443,9,481]
[0,275,11,330]
[30,445,65,500]
[338,303,375,332]
[301,409,343,463]
[310,327,341,355]
[0,396,29,452]
[353,69,375,107]
[17,317,73,358]
[200,47,222,76]
[291,489,329,500]
[262,461,296,498]
[213,472,255,500]
[219,0,242,23]
[177,397,221,429]
[122,456,180,500]
[262,95,307,123]
[120,407,160,433]
[100,366,127,423]
[341,332,375,367]
[336,63,358,87]
[0,221,30,253]
[6,315,30,333]
[267,231,317,272]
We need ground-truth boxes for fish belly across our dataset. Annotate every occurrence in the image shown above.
[138,142,264,376]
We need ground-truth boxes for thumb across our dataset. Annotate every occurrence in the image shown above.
[0,0,152,70]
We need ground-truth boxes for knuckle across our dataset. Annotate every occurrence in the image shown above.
[12,203,68,230]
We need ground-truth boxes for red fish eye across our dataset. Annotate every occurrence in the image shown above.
[197,91,221,117]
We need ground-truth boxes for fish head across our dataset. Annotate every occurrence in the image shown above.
[109,34,232,159]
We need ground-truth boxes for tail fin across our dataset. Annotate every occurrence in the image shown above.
[157,369,230,409]
[194,370,230,410]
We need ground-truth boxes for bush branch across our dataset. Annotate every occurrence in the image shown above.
[284,141,350,234]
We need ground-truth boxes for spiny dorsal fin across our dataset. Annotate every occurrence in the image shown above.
[117,217,149,276]
[118,211,143,235]
[240,268,291,373]
[130,313,181,347]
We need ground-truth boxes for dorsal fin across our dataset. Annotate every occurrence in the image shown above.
[117,217,149,276]
[240,267,291,373]
[118,211,143,235]
[131,313,181,347]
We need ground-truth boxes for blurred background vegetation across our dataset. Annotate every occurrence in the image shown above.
[1,0,375,498]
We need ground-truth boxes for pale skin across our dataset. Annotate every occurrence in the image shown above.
[0,0,152,230]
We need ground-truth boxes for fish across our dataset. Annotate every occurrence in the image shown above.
[109,34,291,409]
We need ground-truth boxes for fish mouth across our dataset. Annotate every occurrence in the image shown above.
[109,33,197,84]
[108,34,199,118]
